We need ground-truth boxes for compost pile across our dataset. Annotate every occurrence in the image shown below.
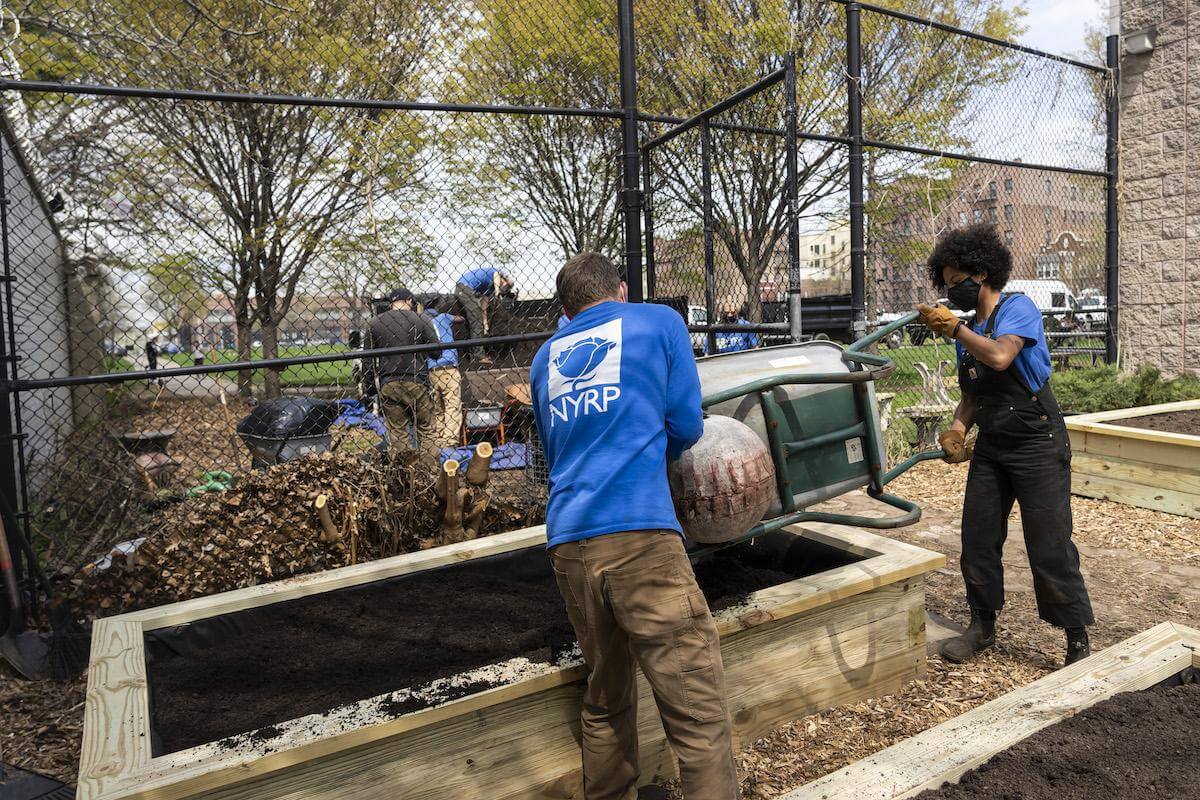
[72,450,542,617]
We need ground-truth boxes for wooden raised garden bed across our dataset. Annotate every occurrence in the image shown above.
[78,522,944,800]
[782,621,1200,800]
[1066,398,1200,518]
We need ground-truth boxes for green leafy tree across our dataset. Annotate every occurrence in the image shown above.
[10,0,452,396]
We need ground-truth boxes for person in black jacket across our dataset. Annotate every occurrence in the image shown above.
[366,288,441,452]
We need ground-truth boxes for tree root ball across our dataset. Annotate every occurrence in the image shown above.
[668,415,776,544]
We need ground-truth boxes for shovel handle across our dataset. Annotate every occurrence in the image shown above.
[0,516,25,633]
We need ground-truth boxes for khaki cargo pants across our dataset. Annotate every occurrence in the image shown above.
[379,379,436,452]
[549,530,738,800]
[428,365,463,446]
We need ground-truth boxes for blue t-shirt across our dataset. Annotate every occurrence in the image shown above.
[956,293,1051,392]
[459,268,502,296]
[426,312,458,369]
[556,314,570,330]
[530,301,704,548]
[713,319,760,354]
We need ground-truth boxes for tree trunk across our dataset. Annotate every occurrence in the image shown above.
[235,312,254,398]
[261,319,282,399]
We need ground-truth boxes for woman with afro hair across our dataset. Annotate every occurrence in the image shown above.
[916,224,1093,668]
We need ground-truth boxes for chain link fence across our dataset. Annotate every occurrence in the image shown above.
[0,0,1115,612]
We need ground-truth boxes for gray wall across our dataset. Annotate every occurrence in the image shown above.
[1,125,74,493]
[1118,0,1200,374]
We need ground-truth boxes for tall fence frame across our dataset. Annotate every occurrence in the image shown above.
[0,0,1120,594]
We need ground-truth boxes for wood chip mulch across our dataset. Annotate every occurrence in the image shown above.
[889,461,1200,565]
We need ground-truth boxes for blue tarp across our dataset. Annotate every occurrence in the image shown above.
[439,442,527,471]
[333,398,389,440]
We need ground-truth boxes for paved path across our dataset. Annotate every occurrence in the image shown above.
[131,352,238,400]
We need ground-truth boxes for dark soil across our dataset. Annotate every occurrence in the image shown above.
[1116,409,1200,435]
[146,533,856,754]
[915,681,1200,799]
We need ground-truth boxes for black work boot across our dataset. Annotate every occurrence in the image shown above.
[1064,627,1090,667]
[941,609,996,664]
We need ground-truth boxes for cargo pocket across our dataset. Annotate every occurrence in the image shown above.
[607,551,693,640]
[675,590,726,722]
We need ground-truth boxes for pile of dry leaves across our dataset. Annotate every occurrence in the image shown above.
[71,450,542,618]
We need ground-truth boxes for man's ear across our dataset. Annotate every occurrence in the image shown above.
[617,282,628,303]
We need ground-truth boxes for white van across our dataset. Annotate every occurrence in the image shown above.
[1004,280,1080,330]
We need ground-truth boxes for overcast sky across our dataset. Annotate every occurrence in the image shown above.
[1006,0,1109,63]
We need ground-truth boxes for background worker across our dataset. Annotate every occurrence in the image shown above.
[366,288,441,453]
[530,252,738,800]
[144,333,160,387]
[455,266,514,341]
[425,296,464,447]
[712,305,759,354]
[917,224,1093,668]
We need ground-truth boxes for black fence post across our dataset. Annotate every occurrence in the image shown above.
[642,149,657,299]
[617,0,644,301]
[701,119,718,356]
[1105,33,1120,365]
[784,53,803,343]
[846,3,867,338]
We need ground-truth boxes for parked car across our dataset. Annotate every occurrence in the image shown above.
[1004,279,1081,331]
[1076,294,1107,330]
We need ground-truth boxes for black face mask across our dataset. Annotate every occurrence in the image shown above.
[947,278,982,312]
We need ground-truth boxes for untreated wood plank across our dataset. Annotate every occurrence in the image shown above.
[1070,427,1199,470]
[1072,471,1200,519]
[781,622,1198,800]
[78,619,152,800]
[1071,451,1200,495]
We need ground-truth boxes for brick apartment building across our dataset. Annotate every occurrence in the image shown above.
[873,163,1105,313]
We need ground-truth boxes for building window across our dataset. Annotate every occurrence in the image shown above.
[988,207,997,222]
[1004,178,1013,193]
[973,209,982,222]
[1003,204,1014,221]
[1035,254,1059,279]
[830,235,836,245]
[1044,230,1052,245]
[1044,208,1051,222]
[1070,186,1077,200]
[988,181,997,198]
[958,211,967,224]
[1045,178,1052,194]
[1004,230,1014,245]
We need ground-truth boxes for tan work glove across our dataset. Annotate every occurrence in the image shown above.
[917,303,961,339]
[938,429,973,464]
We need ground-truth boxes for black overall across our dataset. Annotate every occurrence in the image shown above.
[959,294,1094,629]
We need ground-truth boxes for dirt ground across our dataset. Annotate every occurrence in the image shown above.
[913,682,1200,800]
[1118,408,1200,435]
[4,461,1199,793]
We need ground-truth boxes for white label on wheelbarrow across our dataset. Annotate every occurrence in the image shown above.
[845,437,864,463]
[768,355,811,369]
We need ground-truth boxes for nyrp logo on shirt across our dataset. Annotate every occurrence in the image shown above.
[547,318,622,426]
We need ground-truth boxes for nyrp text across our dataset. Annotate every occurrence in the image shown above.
[548,385,622,427]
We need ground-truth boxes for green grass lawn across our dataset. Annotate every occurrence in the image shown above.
[163,345,356,386]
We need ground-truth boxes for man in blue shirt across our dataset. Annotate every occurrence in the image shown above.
[917,224,1093,669]
[425,296,463,447]
[455,267,513,341]
[530,252,737,799]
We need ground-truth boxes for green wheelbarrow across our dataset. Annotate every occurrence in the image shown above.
[691,311,946,555]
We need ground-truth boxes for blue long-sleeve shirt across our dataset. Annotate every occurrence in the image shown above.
[530,301,704,548]
[426,312,458,369]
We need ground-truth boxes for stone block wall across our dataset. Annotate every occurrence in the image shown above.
[1118,0,1200,374]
